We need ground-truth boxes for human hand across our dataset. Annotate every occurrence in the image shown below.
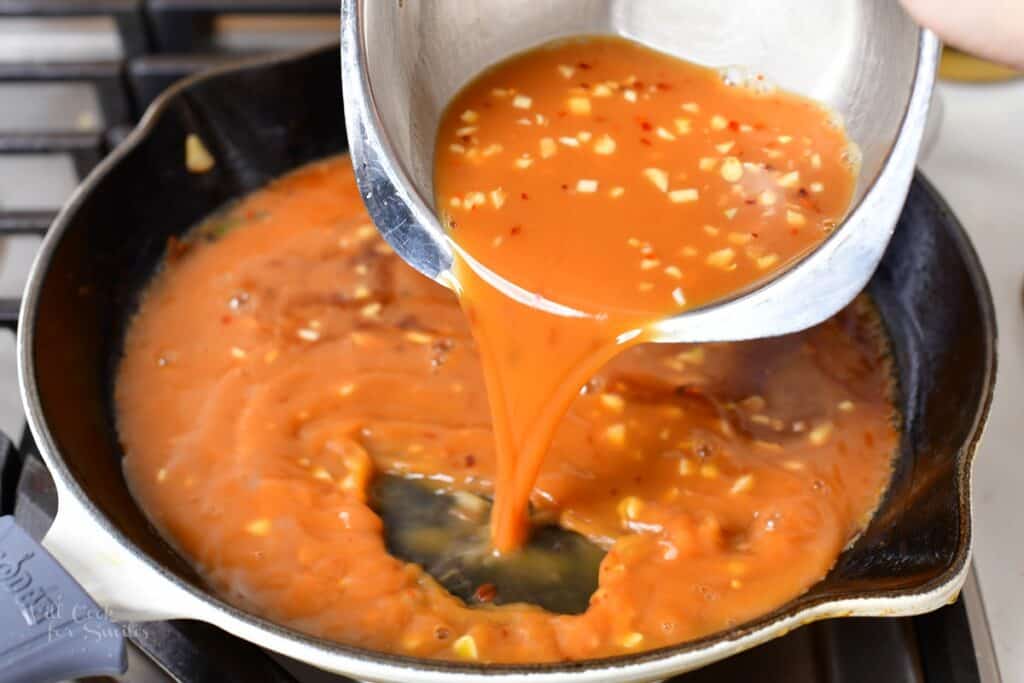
[900,0,1024,70]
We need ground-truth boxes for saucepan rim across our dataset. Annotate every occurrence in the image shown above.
[16,42,997,679]
[341,0,941,341]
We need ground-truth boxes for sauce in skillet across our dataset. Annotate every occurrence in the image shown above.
[117,157,896,663]
[433,37,859,551]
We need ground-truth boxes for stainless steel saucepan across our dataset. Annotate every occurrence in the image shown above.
[342,0,940,342]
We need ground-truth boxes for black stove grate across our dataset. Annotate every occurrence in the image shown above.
[0,3,991,682]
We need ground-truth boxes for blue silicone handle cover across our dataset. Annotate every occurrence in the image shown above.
[0,515,126,683]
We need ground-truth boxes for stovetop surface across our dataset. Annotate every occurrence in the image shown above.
[0,3,1012,681]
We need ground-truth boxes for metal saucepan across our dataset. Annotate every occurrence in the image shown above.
[341,0,940,343]
[0,44,995,683]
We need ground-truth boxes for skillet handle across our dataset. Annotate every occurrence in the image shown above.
[0,515,127,683]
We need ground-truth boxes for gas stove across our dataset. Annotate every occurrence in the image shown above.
[0,3,1009,682]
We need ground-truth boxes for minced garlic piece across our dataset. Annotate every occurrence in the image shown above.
[405,331,432,344]
[245,519,271,536]
[808,422,834,445]
[600,393,625,412]
[185,134,215,173]
[706,248,735,268]
[618,496,644,521]
[668,188,698,203]
[621,632,644,648]
[720,157,743,182]
[568,96,591,115]
[539,137,557,158]
[778,171,800,188]
[593,134,616,155]
[452,635,478,660]
[512,94,532,109]
[730,473,755,494]
[643,167,669,192]
[605,423,627,447]
[487,188,505,209]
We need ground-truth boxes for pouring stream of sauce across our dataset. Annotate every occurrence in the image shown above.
[434,37,857,552]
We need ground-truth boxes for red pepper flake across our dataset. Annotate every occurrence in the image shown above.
[560,183,569,190]
[640,120,653,132]
[166,236,192,263]
[798,196,818,211]
[464,453,476,467]
[580,82,590,89]
[656,82,672,90]
[509,225,522,236]
[221,315,232,325]
[473,583,498,603]
[435,626,450,640]
[577,62,592,70]
[728,120,740,132]
[520,192,529,200]
[641,138,652,146]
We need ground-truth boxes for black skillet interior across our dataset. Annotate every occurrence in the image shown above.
[27,44,996,650]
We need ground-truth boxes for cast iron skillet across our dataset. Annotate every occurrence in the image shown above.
[0,44,997,682]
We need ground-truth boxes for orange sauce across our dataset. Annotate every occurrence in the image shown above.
[434,37,857,551]
[117,157,896,663]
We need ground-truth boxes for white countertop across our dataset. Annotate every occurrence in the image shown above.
[919,77,1024,683]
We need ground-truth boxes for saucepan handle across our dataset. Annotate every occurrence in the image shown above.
[0,515,127,683]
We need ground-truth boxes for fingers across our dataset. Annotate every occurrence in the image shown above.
[900,0,1024,70]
